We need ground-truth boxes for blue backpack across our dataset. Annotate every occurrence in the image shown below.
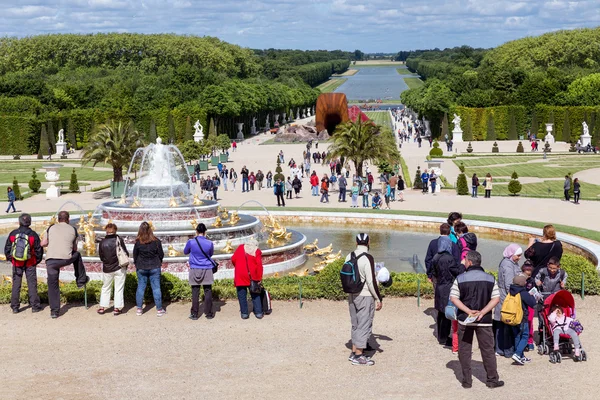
[340,252,366,294]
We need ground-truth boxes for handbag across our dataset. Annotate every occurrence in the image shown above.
[245,253,263,294]
[195,237,219,274]
[445,295,457,321]
[115,236,129,268]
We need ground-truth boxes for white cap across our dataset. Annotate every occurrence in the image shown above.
[376,267,390,283]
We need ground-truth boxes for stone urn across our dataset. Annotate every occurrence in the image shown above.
[236,123,244,140]
[43,164,62,199]
[545,123,555,144]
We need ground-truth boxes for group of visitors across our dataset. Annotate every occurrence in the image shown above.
[471,173,493,198]
[564,175,582,204]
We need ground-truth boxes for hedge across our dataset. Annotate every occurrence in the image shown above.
[1,253,597,305]
[0,115,37,156]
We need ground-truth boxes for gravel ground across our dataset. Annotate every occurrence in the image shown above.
[1,297,598,399]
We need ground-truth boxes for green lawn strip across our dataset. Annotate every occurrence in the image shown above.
[316,78,347,93]
[0,166,112,185]
[403,77,424,89]
[399,155,412,187]
[454,156,539,168]
[478,180,600,200]
[364,111,392,127]
[396,68,414,75]
[463,163,594,179]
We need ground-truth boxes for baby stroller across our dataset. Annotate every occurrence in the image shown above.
[537,290,587,363]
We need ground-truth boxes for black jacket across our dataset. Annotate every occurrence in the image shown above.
[98,234,129,273]
[133,239,164,270]
[432,251,463,312]
[425,237,460,278]
[4,226,43,267]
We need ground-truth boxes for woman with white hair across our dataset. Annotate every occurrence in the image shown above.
[493,243,523,357]
[231,237,264,319]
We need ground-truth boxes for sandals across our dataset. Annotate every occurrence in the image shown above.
[113,308,122,316]
[97,308,105,315]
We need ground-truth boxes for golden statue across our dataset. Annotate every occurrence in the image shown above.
[193,194,202,205]
[131,197,142,208]
[168,245,181,257]
[213,216,222,227]
[190,218,198,229]
[303,239,319,251]
[222,240,234,253]
[324,250,342,261]
[180,194,187,203]
[83,219,97,256]
[78,215,86,234]
[40,215,57,240]
[312,243,333,256]
[147,221,155,231]
[266,234,276,246]
[289,269,309,277]
[169,196,178,208]
[229,211,241,225]
[221,209,229,220]
[117,195,127,205]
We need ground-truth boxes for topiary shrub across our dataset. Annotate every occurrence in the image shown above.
[508,171,522,195]
[561,253,600,295]
[69,168,79,192]
[516,141,524,153]
[466,142,473,153]
[413,166,422,189]
[274,158,285,181]
[456,162,469,195]
[28,168,41,193]
[492,142,499,153]
[12,177,23,200]
[429,141,443,157]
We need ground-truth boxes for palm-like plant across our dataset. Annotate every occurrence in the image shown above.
[328,118,400,177]
[82,120,145,182]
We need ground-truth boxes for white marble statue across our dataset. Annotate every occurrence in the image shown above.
[583,121,589,136]
[193,120,204,142]
[452,114,461,127]
[58,129,65,143]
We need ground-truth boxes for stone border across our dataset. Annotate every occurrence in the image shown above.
[245,211,600,268]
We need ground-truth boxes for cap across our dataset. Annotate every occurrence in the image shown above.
[513,274,527,287]
[356,233,369,245]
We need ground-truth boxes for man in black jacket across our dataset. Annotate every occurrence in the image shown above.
[3,213,43,313]
[241,166,249,192]
[450,251,503,389]
[425,223,460,284]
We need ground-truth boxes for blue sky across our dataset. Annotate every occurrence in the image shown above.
[1,0,599,52]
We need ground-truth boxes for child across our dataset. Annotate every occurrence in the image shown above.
[521,261,536,351]
[372,192,382,209]
[509,274,537,365]
[384,183,391,209]
[454,222,477,261]
[548,304,582,359]
[535,257,567,294]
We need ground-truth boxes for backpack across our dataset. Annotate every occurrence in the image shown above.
[11,232,32,262]
[340,252,366,294]
[500,292,523,326]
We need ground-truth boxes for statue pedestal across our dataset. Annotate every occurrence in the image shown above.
[236,123,244,140]
[46,185,60,199]
[193,132,203,142]
[43,164,62,199]
[55,142,67,156]
[452,128,463,143]
[581,132,592,147]
[545,133,555,144]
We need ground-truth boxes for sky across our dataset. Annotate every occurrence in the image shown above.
[0,0,599,52]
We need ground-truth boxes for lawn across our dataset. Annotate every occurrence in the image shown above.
[455,156,539,168]
[403,77,424,89]
[332,69,358,76]
[396,68,414,75]
[0,161,113,187]
[364,111,392,128]
[478,180,600,200]
[317,78,347,93]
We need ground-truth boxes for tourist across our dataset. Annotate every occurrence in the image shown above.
[573,178,580,204]
[212,174,220,200]
[455,222,477,261]
[525,224,563,278]
[97,223,128,315]
[5,187,16,213]
[508,274,537,365]
[521,261,536,351]
[563,175,571,201]
[367,172,374,192]
[266,171,273,188]
[3,213,42,313]
[389,173,397,201]
[230,168,238,192]
[535,257,567,294]
[274,178,285,207]
[133,222,165,317]
[256,170,264,190]
[221,166,228,191]
[346,233,382,366]
[232,140,237,152]
[433,236,463,348]
[421,169,429,194]
[361,179,369,208]
[184,223,215,320]
[338,174,347,202]
[329,173,337,192]
[450,251,503,389]
[249,171,256,191]
[397,175,405,201]
[285,177,293,199]
[425,223,460,286]
[471,174,479,198]
[429,170,437,194]
[278,150,284,164]
[484,173,493,198]
[447,212,463,243]
[417,136,422,148]
[320,174,330,203]
[371,192,382,209]
[41,211,89,318]
[351,181,359,208]
[231,238,264,319]
[241,166,249,192]
[310,171,319,196]
[194,163,200,180]
[493,243,523,358]
[292,175,302,198]
[384,183,391,209]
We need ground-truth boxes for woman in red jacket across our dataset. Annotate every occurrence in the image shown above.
[231,238,264,319]
[310,171,319,196]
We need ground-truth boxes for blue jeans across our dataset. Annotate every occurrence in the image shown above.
[6,200,16,213]
[390,188,396,201]
[338,187,346,201]
[362,194,369,207]
[136,268,163,310]
[320,191,329,202]
[236,286,262,316]
[242,178,249,192]
[512,321,529,358]
[431,181,436,193]
[472,186,478,197]
[312,185,318,196]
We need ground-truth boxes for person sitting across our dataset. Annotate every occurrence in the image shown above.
[535,257,567,294]
[371,192,382,209]
[548,304,582,360]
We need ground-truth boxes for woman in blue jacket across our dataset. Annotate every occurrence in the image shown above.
[184,223,216,320]
[6,187,16,213]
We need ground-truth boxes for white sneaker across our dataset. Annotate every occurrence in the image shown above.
[512,354,524,365]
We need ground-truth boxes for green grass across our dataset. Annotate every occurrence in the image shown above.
[455,156,539,168]
[396,68,414,75]
[404,77,424,89]
[0,161,113,186]
[316,78,347,93]
[480,180,600,200]
[364,111,392,128]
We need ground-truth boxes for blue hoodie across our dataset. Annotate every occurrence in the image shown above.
[509,284,537,319]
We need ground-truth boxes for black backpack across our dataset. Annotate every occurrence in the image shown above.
[340,252,366,294]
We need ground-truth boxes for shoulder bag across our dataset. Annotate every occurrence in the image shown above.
[245,253,263,294]
[116,235,129,268]
[195,237,219,274]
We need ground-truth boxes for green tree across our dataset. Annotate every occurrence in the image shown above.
[456,163,469,195]
[47,120,56,150]
[69,168,79,192]
[28,168,41,193]
[562,112,571,142]
[12,177,23,200]
[168,113,176,143]
[180,140,200,164]
[208,117,217,138]
[508,112,518,140]
[148,119,157,143]
[563,73,600,106]
[82,120,144,182]
[508,171,522,195]
[441,113,449,140]
[216,134,231,154]
[67,118,77,149]
[530,112,538,138]
[37,125,50,159]
[463,113,473,141]
[486,113,496,141]
[327,118,400,177]
[185,116,193,141]
[413,166,422,189]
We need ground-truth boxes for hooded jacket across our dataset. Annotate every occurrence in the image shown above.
[432,237,464,312]
[508,284,537,320]
[4,226,43,267]
[459,233,478,260]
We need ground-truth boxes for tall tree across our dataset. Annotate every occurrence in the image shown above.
[530,112,538,138]
[168,113,176,144]
[508,112,518,140]
[37,125,49,159]
[47,119,56,150]
[148,119,157,143]
[67,118,77,149]
[463,113,473,141]
[185,116,193,141]
[441,113,449,140]
[486,113,496,141]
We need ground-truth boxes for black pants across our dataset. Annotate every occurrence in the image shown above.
[485,189,491,198]
[458,324,499,386]
[338,187,346,201]
[286,190,292,199]
[436,311,452,345]
[191,285,213,317]
[11,266,41,311]
[276,193,285,206]
[574,191,580,203]
[564,189,570,201]
[46,253,88,313]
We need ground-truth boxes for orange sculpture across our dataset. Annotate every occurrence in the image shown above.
[315,93,349,134]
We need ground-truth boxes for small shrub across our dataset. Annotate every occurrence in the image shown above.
[456,172,469,195]
[12,177,22,200]
[516,141,524,153]
[569,142,576,152]
[28,168,41,193]
[413,166,422,189]
[544,142,552,153]
[492,142,499,153]
[466,142,473,153]
[508,171,522,196]
[429,141,443,157]
[69,168,79,192]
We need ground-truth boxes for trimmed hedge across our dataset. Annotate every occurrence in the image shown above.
[1,254,596,305]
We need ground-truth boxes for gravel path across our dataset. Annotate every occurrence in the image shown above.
[1,297,598,399]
